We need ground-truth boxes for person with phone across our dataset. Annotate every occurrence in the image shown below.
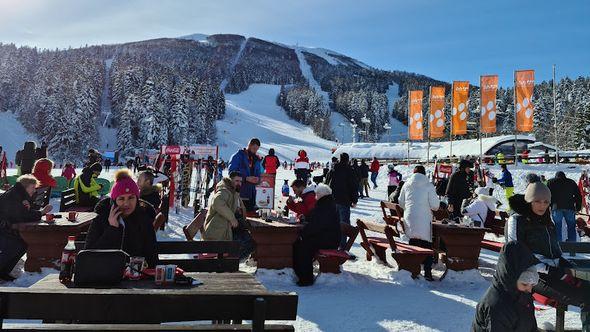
[85,169,157,267]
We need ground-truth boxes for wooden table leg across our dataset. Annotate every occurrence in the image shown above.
[556,304,566,332]
[253,297,266,332]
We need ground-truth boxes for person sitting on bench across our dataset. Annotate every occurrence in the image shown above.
[85,169,157,267]
[472,241,539,331]
[73,162,103,209]
[506,182,590,330]
[0,175,52,281]
[286,179,316,221]
[203,171,246,241]
[292,184,341,287]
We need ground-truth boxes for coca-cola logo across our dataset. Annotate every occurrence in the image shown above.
[164,146,181,154]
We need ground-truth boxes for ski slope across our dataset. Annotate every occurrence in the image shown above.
[0,111,37,161]
[216,84,336,162]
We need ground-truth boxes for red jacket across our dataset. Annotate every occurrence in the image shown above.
[262,155,280,174]
[370,159,380,173]
[286,187,316,219]
[32,158,57,188]
[62,165,77,181]
[295,150,310,170]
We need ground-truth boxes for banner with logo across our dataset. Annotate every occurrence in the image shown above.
[429,86,446,139]
[408,90,424,140]
[255,173,276,209]
[451,81,470,135]
[515,70,535,132]
[480,75,498,133]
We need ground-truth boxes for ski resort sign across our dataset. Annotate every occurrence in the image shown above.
[161,145,218,159]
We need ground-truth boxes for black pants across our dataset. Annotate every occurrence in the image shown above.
[408,238,433,274]
[293,237,338,285]
[232,228,255,261]
[0,232,27,275]
[534,272,590,329]
[387,185,398,198]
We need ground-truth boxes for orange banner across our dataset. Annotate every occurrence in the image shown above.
[428,86,446,139]
[480,75,498,133]
[451,81,470,135]
[515,70,535,132]
[408,90,423,141]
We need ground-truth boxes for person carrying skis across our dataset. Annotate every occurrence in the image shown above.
[294,150,311,184]
[262,148,280,175]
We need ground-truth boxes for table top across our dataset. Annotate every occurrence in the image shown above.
[0,272,298,322]
[432,222,489,234]
[247,217,304,229]
[12,212,97,231]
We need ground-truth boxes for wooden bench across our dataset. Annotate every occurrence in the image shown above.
[380,201,405,234]
[480,239,504,252]
[156,240,240,273]
[315,222,359,274]
[486,211,508,236]
[576,212,590,237]
[59,188,93,212]
[356,219,434,278]
[183,209,208,241]
[534,242,590,332]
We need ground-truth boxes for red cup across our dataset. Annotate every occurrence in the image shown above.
[68,211,78,221]
[45,213,54,223]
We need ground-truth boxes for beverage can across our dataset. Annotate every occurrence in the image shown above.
[155,265,166,285]
[165,264,176,283]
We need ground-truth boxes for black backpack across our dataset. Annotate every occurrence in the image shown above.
[435,178,449,197]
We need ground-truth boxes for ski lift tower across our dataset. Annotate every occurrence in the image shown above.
[350,120,358,143]
[383,123,392,143]
[361,115,371,142]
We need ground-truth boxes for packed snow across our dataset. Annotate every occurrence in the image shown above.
[294,46,330,110]
[98,57,117,152]
[3,162,588,331]
[0,111,37,161]
[215,84,336,161]
[220,38,248,92]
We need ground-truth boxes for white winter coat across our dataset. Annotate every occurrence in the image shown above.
[398,173,440,242]
[463,195,497,224]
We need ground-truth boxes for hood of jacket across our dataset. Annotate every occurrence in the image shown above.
[478,194,497,211]
[404,173,431,188]
[493,241,537,296]
[298,150,307,158]
[216,177,236,193]
[508,194,552,225]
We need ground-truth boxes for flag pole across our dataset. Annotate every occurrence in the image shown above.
[450,83,454,163]
[479,76,483,165]
[513,71,518,166]
[427,87,431,166]
[553,64,559,165]
[407,91,411,166]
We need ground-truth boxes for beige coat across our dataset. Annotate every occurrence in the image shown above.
[202,178,245,241]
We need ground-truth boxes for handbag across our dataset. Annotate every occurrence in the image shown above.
[74,249,129,286]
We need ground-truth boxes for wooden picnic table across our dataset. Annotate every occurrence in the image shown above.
[0,272,298,331]
[247,218,303,269]
[12,212,96,272]
[432,222,488,271]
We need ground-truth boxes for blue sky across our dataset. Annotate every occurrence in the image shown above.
[0,0,588,86]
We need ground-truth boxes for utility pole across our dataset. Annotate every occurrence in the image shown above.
[553,64,559,164]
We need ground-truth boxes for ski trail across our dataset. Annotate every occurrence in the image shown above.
[98,57,117,151]
[294,47,329,109]
[220,38,248,91]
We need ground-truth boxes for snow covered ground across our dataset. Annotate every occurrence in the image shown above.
[0,111,37,161]
[3,163,588,331]
[216,84,336,162]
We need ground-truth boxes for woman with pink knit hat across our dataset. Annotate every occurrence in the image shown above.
[85,169,158,267]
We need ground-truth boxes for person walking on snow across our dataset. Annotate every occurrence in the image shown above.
[359,160,370,198]
[446,159,473,220]
[398,165,439,281]
[370,157,380,189]
[61,163,77,187]
[494,164,514,201]
[546,171,582,242]
[327,153,358,250]
[262,148,280,175]
[387,165,402,197]
[294,150,311,184]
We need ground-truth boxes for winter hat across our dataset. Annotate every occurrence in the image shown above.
[315,183,332,200]
[110,169,140,200]
[525,173,541,184]
[459,159,473,170]
[517,266,539,285]
[475,187,490,197]
[524,182,551,203]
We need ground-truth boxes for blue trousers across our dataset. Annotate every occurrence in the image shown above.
[551,209,577,242]
[336,204,351,249]
[370,172,378,187]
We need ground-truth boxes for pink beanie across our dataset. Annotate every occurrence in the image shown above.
[110,170,140,200]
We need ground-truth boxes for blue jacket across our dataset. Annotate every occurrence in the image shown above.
[229,149,262,201]
[498,170,514,188]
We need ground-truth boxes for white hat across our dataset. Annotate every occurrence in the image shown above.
[315,183,332,200]
[475,187,491,196]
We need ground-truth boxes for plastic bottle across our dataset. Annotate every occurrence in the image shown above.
[59,236,77,283]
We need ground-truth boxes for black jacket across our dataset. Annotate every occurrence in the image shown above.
[505,195,562,260]
[85,198,158,267]
[359,163,369,178]
[546,175,582,211]
[0,183,43,232]
[446,170,472,204]
[301,195,341,248]
[140,186,162,211]
[327,162,359,206]
[472,241,538,332]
